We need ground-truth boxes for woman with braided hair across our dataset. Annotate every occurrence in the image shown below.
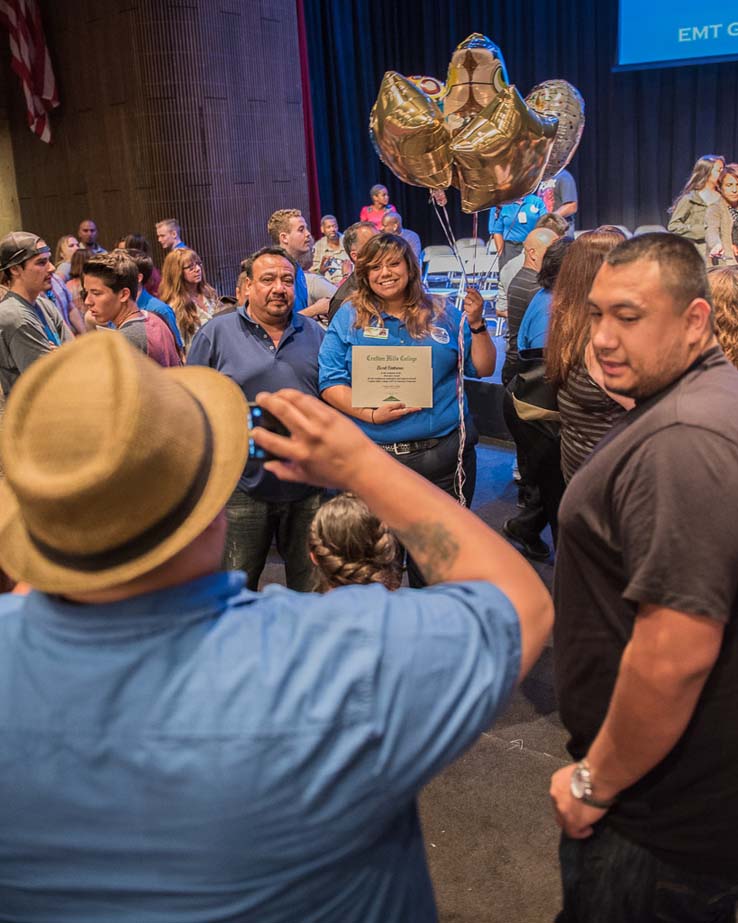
[309,493,402,592]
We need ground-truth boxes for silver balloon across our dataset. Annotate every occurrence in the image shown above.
[525,80,585,180]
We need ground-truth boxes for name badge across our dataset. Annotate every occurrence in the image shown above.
[518,211,528,224]
[363,326,389,339]
[430,325,450,344]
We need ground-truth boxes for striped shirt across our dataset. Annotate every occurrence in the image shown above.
[558,361,628,482]
[502,267,540,384]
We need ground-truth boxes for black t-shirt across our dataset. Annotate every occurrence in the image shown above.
[554,347,738,878]
[502,267,539,384]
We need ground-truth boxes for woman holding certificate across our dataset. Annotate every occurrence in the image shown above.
[319,234,495,582]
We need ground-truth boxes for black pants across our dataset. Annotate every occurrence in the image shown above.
[502,389,565,545]
[387,427,477,588]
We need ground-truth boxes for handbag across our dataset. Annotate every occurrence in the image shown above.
[508,348,560,437]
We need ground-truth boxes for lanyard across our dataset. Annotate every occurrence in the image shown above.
[32,302,61,347]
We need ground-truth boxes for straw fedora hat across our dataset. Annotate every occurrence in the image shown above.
[0,333,248,594]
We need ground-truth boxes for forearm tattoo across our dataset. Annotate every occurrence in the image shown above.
[395,522,460,584]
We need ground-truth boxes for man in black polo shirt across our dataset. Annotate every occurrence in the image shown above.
[550,233,738,921]
[187,247,324,591]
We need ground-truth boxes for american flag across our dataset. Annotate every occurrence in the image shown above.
[0,0,59,143]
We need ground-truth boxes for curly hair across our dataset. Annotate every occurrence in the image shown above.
[352,233,441,337]
[309,493,402,592]
[267,209,302,245]
[545,227,627,387]
[708,266,738,369]
[159,248,217,344]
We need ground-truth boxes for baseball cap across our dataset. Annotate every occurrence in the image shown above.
[0,232,51,272]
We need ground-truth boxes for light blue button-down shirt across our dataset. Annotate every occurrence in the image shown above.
[0,571,520,921]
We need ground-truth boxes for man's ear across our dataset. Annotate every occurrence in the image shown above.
[684,297,713,343]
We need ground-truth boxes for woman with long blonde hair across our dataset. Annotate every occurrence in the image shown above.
[319,233,495,586]
[159,248,219,356]
[546,227,632,481]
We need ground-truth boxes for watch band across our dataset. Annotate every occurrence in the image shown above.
[469,322,487,334]
[571,759,617,809]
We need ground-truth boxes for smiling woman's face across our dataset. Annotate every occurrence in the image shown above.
[367,250,409,305]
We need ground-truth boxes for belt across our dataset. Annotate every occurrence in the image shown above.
[380,438,440,456]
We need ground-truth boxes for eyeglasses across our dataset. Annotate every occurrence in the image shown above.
[183,262,201,271]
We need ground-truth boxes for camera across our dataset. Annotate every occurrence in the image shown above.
[248,402,290,462]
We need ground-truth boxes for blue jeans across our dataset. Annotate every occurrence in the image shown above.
[224,488,323,592]
[557,825,738,923]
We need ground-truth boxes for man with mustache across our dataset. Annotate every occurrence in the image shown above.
[0,231,71,396]
[188,246,325,591]
[550,233,738,921]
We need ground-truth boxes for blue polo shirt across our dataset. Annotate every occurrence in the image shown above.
[319,300,477,444]
[137,289,183,349]
[488,194,547,243]
[188,306,324,501]
[294,264,309,312]
[517,289,552,351]
[0,572,520,921]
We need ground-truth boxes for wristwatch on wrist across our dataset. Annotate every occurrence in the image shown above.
[570,759,617,809]
[469,322,487,334]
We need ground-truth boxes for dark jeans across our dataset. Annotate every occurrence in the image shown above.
[388,427,477,588]
[224,488,323,592]
[502,389,565,545]
[557,826,738,923]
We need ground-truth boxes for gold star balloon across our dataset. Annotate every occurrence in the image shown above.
[369,71,453,190]
[450,85,558,212]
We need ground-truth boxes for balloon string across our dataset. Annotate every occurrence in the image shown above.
[429,191,467,507]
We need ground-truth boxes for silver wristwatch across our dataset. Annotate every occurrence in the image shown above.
[570,759,616,809]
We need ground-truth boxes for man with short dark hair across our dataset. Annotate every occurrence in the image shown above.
[310,214,349,285]
[381,211,422,261]
[83,251,180,366]
[155,218,186,253]
[126,249,183,352]
[0,331,552,920]
[0,231,71,395]
[327,220,378,322]
[77,219,106,255]
[550,232,738,921]
[187,246,325,590]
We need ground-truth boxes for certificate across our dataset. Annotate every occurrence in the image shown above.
[351,346,433,408]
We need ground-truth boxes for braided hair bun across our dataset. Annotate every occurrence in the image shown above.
[309,493,402,592]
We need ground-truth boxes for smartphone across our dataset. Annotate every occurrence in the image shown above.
[248,402,290,462]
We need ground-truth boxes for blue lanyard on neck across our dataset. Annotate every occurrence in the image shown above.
[33,301,61,347]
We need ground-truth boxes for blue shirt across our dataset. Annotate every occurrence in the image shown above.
[319,300,478,443]
[138,289,183,349]
[488,195,547,243]
[294,264,309,312]
[517,289,552,351]
[0,572,520,922]
[188,306,324,500]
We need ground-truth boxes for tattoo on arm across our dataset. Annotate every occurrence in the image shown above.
[395,522,460,584]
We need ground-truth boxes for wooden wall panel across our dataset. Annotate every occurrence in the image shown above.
[2,0,310,295]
